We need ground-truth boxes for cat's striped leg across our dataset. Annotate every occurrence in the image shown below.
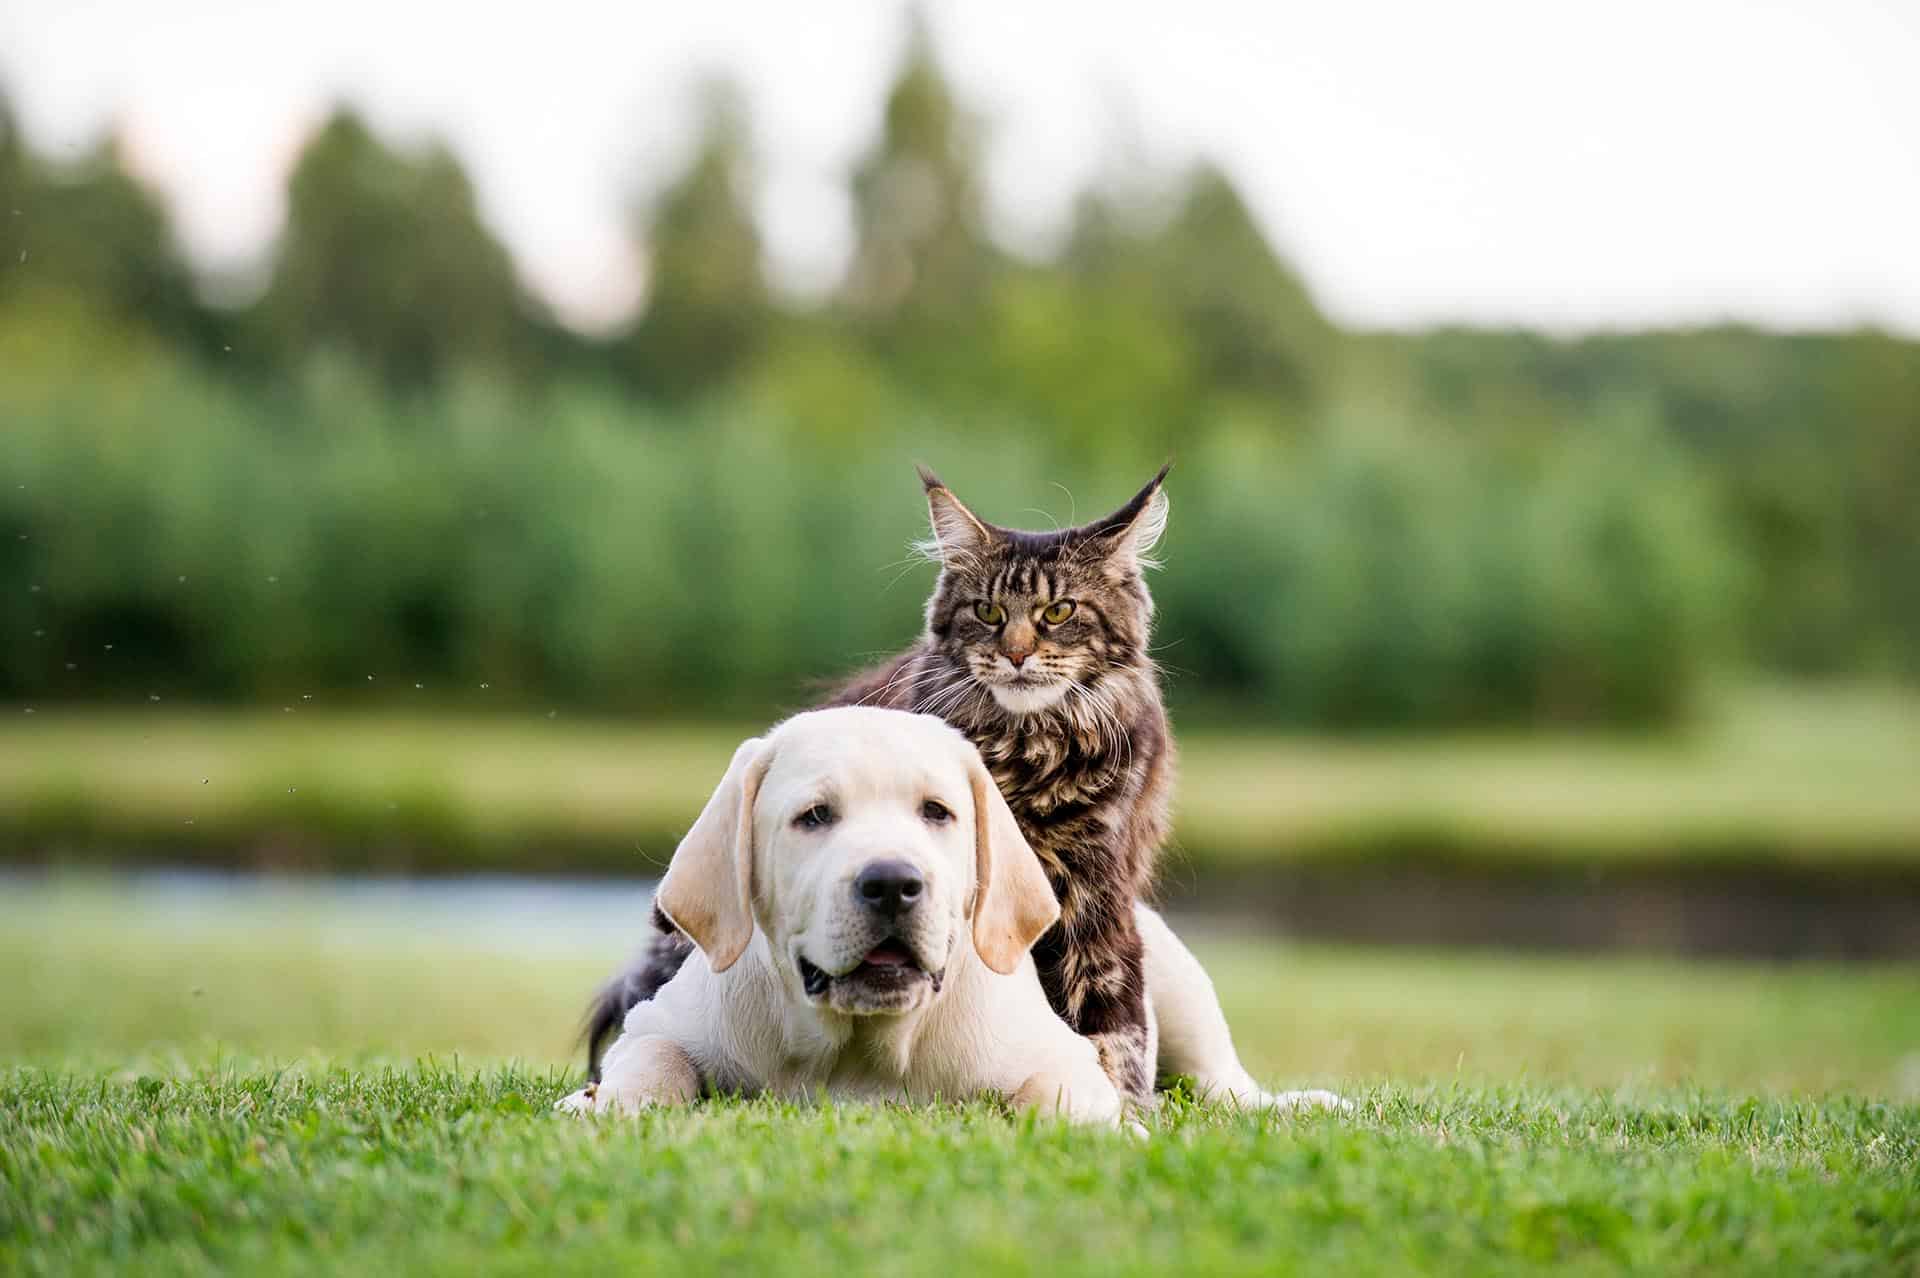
[1035,892,1156,1108]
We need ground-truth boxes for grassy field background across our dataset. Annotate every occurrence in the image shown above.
[2,878,1916,1274]
[8,682,1920,876]
[4,879,1918,1095]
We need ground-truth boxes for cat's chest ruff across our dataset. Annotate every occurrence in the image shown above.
[973,724,1122,815]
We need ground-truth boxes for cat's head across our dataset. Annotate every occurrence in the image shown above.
[915,464,1169,718]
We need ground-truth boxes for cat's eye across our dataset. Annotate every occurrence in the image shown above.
[794,803,835,831]
[921,799,953,824]
[974,601,1005,625]
[1042,600,1075,625]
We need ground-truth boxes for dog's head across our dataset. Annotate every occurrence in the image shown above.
[653,707,1059,1016]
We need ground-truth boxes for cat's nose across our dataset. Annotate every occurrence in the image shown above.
[1006,650,1030,668]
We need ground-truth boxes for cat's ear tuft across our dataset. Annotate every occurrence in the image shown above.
[1089,463,1171,575]
[919,471,993,568]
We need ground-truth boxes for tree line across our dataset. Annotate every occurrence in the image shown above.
[1,20,1915,725]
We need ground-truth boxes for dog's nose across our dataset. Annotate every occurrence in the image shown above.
[854,859,925,917]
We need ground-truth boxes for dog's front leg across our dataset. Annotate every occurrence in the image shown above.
[557,1034,701,1115]
[1011,1066,1126,1129]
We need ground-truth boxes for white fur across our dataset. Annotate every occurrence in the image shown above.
[562,708,1124,1126]
[1122,488,1170,573]
[987,680,1073,716]
[1137,902,1349,1114]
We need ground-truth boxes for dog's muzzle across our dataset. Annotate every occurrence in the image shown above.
[797,935,943,1011]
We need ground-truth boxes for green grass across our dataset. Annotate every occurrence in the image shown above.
[2,882,1917,1274]
[7,682,1920,875]
[6,1070,1916,1277]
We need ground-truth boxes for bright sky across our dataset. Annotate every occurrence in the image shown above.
[3,0,1916,335]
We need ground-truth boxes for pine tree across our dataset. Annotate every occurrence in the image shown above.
[261,108,533,387]
[625,78,770,399]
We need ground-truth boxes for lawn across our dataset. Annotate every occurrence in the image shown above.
[7,1070,1914,1277]
[2,878,1917,1274]
[6,682,1920,875]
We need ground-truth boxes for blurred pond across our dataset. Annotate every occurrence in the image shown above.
[0,868,658,959]
[4,866,1915,1095]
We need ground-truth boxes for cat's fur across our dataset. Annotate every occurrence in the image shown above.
[588,465,1174,1104]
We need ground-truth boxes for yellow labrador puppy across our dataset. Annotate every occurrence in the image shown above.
[559,707,1125,1126]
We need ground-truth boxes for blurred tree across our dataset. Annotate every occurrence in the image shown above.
[980,263,1197,458]
[842,10,999,352]
[259,108,534,388]
[0,89,22,245]
[1367,324,1920,677]
[623,79,772,399]
[1068,163,1336,422]
[3,60,1917,713]
[0,96,209,355]
[1821,333,1920,676]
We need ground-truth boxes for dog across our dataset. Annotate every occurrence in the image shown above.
[559,707,1344,1124]
[558,707,1125,1125]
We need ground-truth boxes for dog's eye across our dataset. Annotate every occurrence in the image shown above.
[1042,600,1075,625]
[921,799,953,824]
[974,601,1005,626]
[794,803,835,830]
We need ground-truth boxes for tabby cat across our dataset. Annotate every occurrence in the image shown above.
[590,465,1175,1104]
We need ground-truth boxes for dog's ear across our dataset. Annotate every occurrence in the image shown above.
[967,752,1060,975]
[655,736,769,973]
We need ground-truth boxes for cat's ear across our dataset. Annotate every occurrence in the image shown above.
[1086,462,1171,577]
[917,466,994,568]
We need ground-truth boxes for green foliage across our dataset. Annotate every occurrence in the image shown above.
[257,109,538,387]
[1070,165,1336,420]
[0,16,1915,721]
[622,79,772,398]
[1167,418,1736,727]
[842,10,999,343]
[1368,328,1920,677]
[0,361,1736,728]
[0,105,210,360]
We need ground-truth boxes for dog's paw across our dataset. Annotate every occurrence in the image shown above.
[554,1082,600,1115]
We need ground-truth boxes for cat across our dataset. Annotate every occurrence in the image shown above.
[590,464,1175,1105]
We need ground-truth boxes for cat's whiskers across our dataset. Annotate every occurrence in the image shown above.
[924,686,973,722]
[859,653,932,708]
[1084,686,1127,771]
[1066,678,1134,778]
[918,674,983,722]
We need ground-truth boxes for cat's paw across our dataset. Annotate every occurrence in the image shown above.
[1192,1074,1353,1116]
[1263,1088,1353,1114]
